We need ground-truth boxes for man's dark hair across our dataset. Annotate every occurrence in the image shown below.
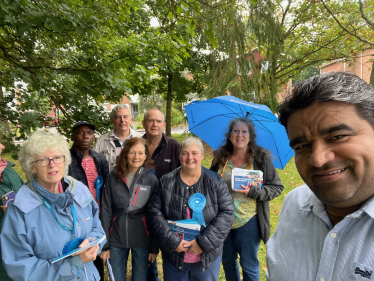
[278,71,374,129]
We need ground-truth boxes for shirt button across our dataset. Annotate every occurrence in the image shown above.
[319,278,326,281]
[179,266,182,270]
[186,187,189,189]
[184,204,187,207]
[358,215,362,219]
[330,232,337,238]
[191,187,193,189]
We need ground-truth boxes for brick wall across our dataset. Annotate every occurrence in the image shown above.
[320,48,374,84]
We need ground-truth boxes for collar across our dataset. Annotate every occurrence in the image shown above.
[15,176,92,214]
[71,146,94,159]
[301,185,374,220]
[110,129,132,140]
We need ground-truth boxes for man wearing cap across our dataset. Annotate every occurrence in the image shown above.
[69,121,109,281]
[93,104,142,171]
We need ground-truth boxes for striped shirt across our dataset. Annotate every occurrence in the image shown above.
[81,156,99,204]
[266,184,374,281]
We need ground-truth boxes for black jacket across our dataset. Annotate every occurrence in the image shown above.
[148,167,234,271]
[69,147,109,188]
[101,166,159,253]
[143,133,180,180]
[211,157,284,243]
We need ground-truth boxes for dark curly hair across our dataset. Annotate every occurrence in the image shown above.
[212,118,270,169]
[115,137,154,181]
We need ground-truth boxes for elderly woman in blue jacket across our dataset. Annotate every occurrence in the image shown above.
[0,130,105,281]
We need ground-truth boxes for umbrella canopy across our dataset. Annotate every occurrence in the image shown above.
[184,96,294,169]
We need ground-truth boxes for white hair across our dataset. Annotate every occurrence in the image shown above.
[18,130,71,180]
[110,104,130,120]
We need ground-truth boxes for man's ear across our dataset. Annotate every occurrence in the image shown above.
[70,133,74,142]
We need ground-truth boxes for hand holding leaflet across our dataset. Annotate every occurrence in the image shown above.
[51,235,106,263]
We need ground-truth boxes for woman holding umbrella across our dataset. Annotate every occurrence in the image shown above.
[210,118,284,281]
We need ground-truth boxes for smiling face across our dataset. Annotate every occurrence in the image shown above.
[287,101,374,208]
[31,150,65,192]
[229,121,251,151]
[180,144,204,172]
[111,108,132,135]
[142,109,165,138]
[127,143,147,173]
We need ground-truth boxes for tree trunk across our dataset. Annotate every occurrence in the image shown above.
[166,73,173,137]
[370,57,374,88]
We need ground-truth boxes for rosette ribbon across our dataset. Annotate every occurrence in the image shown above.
[95,175,104,201]
[189,193,206,227]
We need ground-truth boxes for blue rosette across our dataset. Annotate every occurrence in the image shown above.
[189,193,206,227]
[95,175,104,201]
[62,237,84,255]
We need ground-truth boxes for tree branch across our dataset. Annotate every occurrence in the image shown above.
[321,0,374,46]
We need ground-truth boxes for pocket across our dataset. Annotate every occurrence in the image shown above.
[128,185,151,211]
[347,261,374,280]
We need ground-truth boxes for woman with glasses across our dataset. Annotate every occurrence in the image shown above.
[0,130,105,281]
[100,137,159,281]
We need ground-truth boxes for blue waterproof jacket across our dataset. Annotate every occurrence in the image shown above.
[0,176,105,281]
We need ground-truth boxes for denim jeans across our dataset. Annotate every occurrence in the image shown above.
[146,260,160,281]
[222,215,261,281]
[109,245,150,281]
[162,254,222,281]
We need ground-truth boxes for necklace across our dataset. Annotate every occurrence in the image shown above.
[326,207,346,217]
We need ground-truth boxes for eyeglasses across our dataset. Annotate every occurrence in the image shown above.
[32,155,65,167]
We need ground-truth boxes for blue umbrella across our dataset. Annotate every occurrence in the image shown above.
[184,96,294,169]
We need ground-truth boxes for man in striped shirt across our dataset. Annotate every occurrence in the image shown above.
[69,121,109,280]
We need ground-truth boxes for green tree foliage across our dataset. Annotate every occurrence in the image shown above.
[0,0,154,143]
[200,0,374,112]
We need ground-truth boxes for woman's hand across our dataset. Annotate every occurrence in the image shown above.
[99,250,110,265]
[72,238,99,263]
[148,253,158,264]
[187,239,203,255]
[1,205,7,212]
[175,240,191,252]
[235,185,250,196]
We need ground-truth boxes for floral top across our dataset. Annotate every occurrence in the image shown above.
[218,159,257,229]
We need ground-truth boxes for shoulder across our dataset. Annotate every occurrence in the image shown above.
[130,128,142,138]
[13,184,42,214]
[91,149,107,161]
[164,135,180,148]
[283,185,313,209]
[96,132,111,143]
[160,167,180,184]
[69,179,94,208]
[142,166,158,183]
[202,166,222,182]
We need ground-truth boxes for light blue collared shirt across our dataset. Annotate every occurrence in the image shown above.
[266,184,374,281]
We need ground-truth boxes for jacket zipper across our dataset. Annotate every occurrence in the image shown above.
[133,186,139,205]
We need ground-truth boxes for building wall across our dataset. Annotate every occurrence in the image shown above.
[320,48,374,84]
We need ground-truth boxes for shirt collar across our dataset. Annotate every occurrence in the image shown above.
[301,185,374,220]
[110,129,132,141]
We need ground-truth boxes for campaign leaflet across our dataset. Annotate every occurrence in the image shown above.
[51,235,106,263]
[168,218,200,243]
[231,168,263,191]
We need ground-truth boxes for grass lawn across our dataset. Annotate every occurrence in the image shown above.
[2,133,304,281]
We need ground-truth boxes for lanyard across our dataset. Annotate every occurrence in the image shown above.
[39,194,77,238]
